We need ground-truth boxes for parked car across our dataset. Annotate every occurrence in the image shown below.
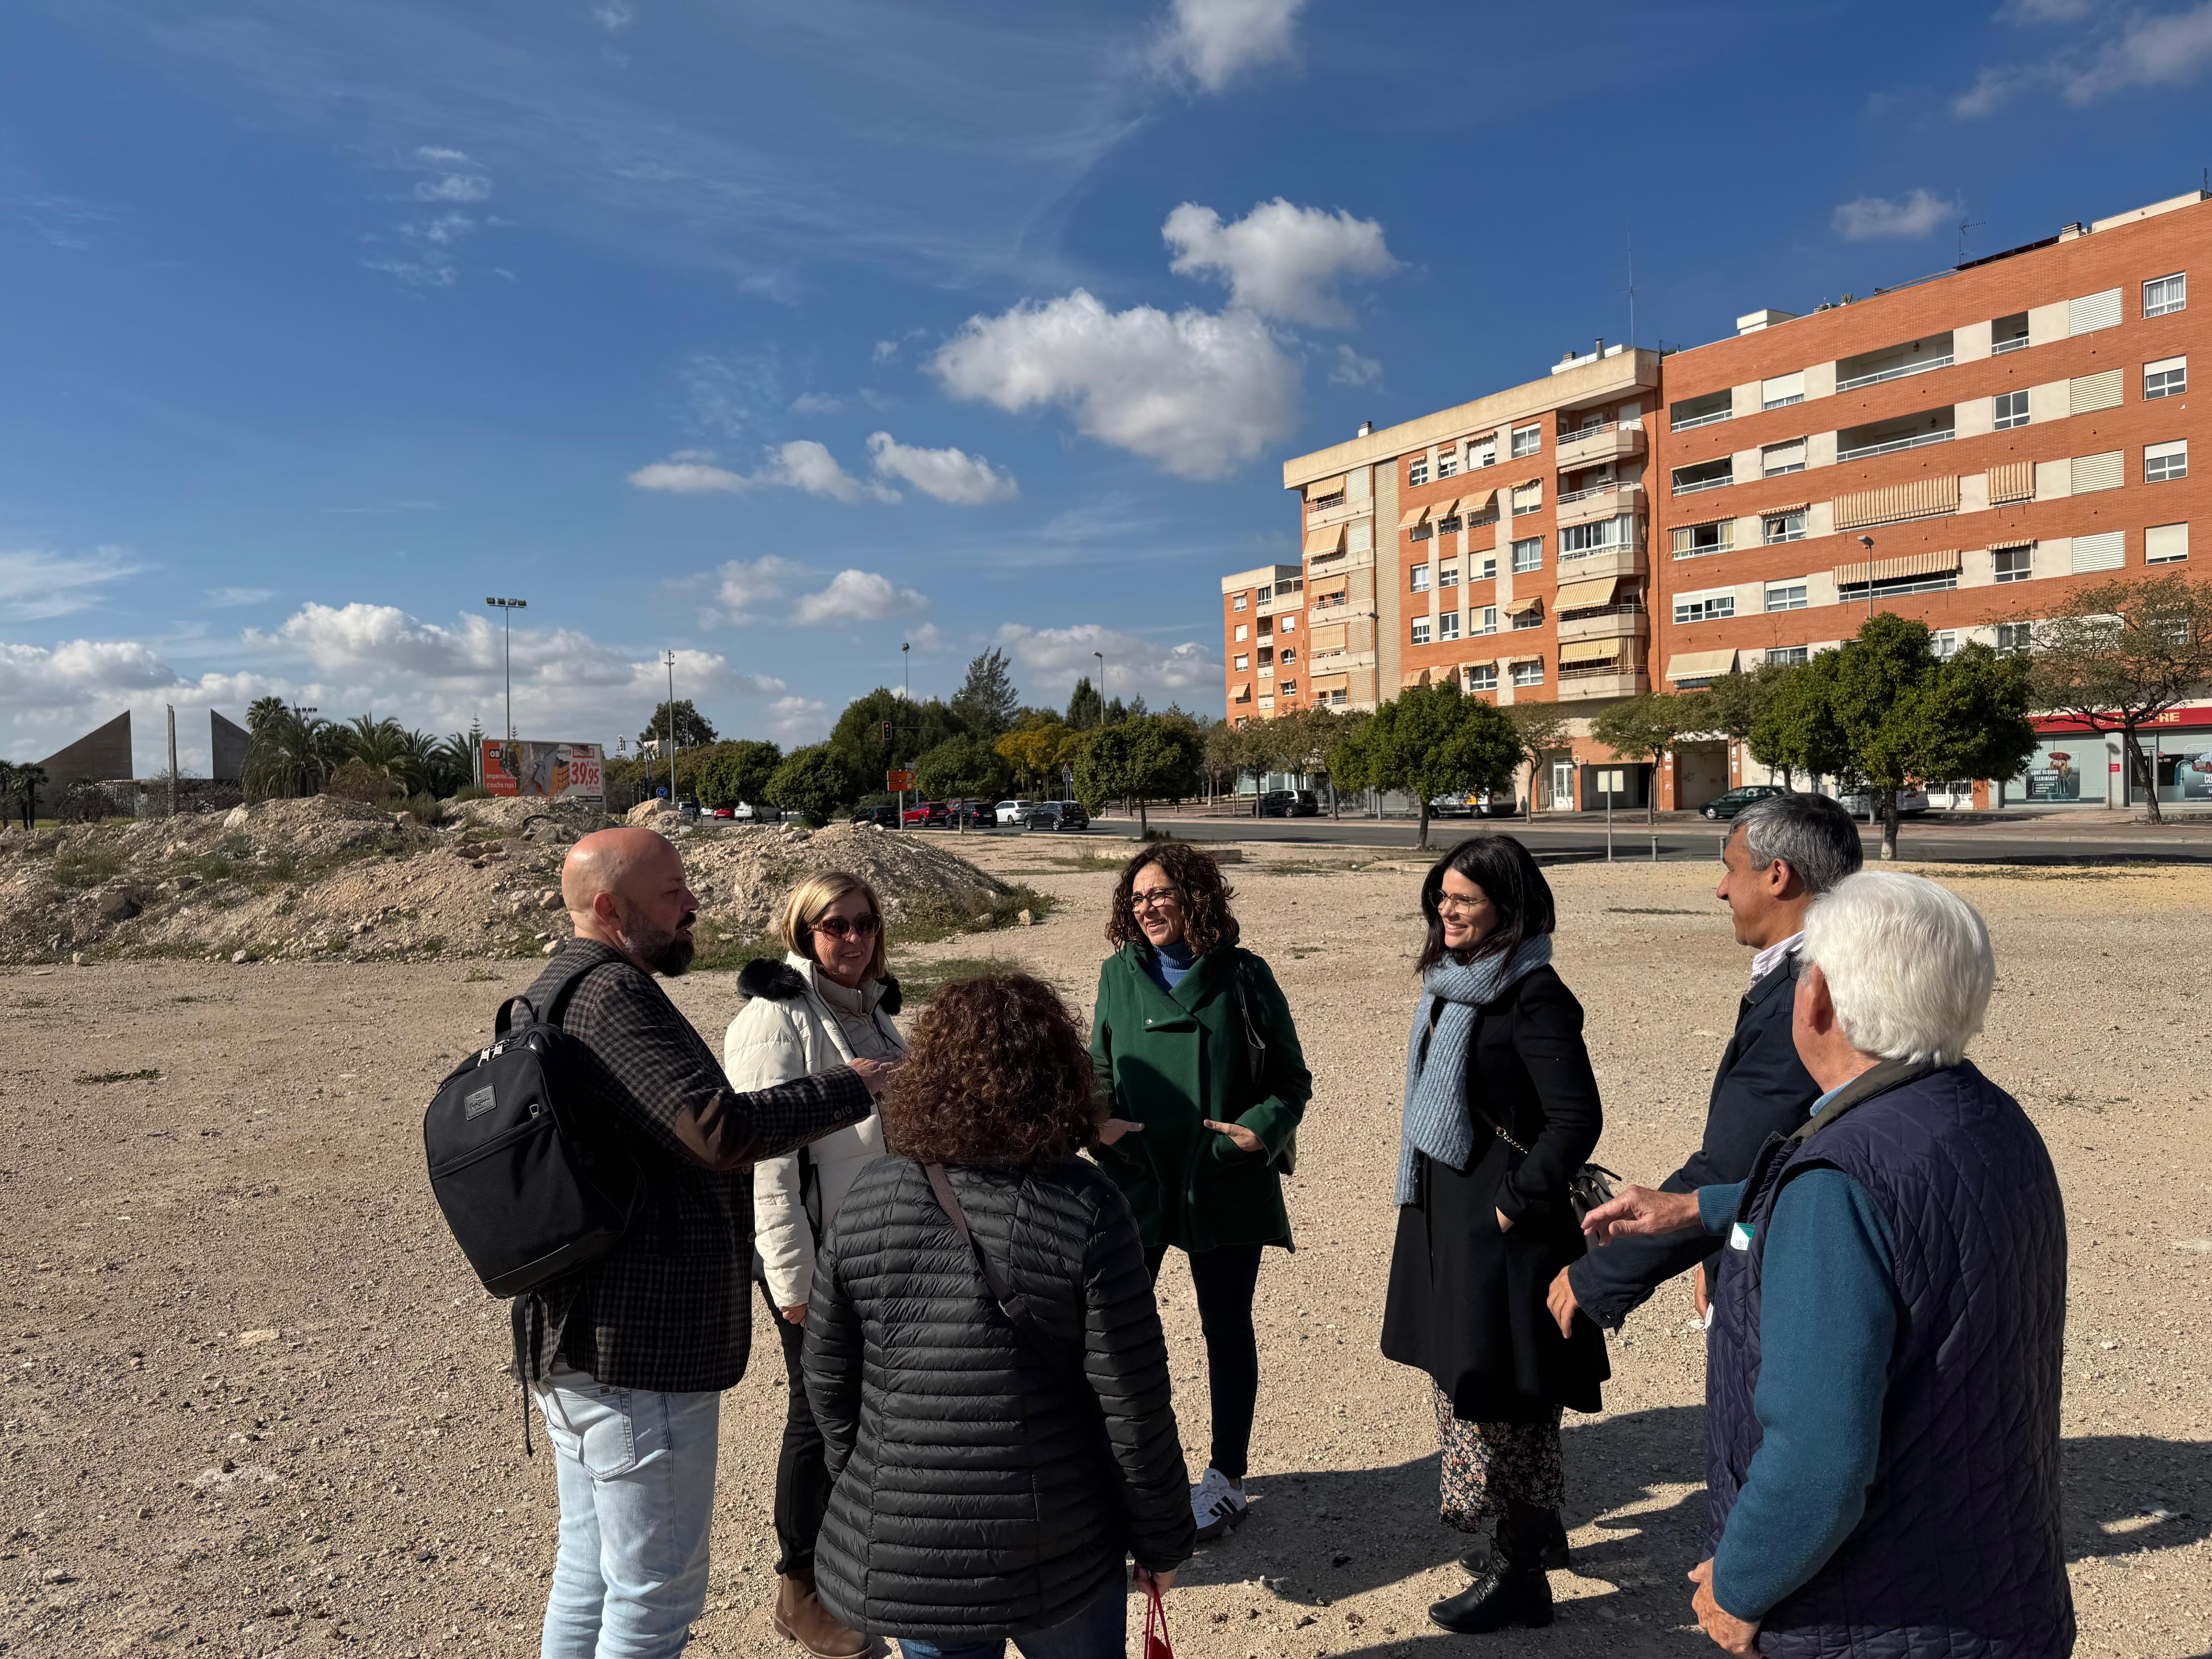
[994,799,1033,826]
[943,799,995,828]
[1427,792,1475,819]
[849,804,900,828]
[1836,785,1930,817]
[1023,799,1089,832]
[1698,784,1785,822]
[732,801,781,823]
[902,800,949,827]
[1259,788,1321,818]
[1475,791,1522,818]
[707,805,737,820]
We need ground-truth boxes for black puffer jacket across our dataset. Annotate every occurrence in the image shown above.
[803,1156,1194,1641]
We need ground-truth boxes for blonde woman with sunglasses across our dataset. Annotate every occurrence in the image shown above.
[725,872,906,1659]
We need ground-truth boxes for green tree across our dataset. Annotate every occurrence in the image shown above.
[639,699,718,752]
[1072,714,1204,834]
[2021,573,2212,824]
[829,688,964,791]
[691,739,784,810]
[1320,710,1375,815]
[764,743,856,824]
[0,761,41,828]
[1747,661,1850,791]
[1357,683,1522,849]
[949,648,1022,739]
[345,715,413,790]
[246,695,289,737]
[1065,676,1105,731]
[1825,613,2035,859]
[994,716,1079,795]
[1504,703,1572,823]
[242,707,336,802]
[1592,692,1708,825]
[914,733,1012,802]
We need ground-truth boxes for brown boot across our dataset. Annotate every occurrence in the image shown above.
[772,1566,867,1659]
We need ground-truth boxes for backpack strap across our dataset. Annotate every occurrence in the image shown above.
[496,952,616,1036]
[1228,957,1267,1094]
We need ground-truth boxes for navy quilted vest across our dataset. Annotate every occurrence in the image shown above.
[1706,1062,2074,1659]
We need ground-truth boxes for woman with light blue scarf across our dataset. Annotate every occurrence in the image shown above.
[1379,834,1608,1637]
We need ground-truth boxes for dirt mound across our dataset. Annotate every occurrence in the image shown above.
[0,803,1014,967]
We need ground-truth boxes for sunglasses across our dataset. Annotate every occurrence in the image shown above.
[812,913,881,940]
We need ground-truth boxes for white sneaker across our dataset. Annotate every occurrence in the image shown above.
[1191,1467,1248,1543]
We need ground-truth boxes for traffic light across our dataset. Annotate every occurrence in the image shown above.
[882,721,893,742]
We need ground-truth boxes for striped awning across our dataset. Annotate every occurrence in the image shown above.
[1502,595,1544,616]
[1559,640,1621,664]
[1457,486,1497,515]
[1759,501,1810,516]
[1402,668,1433,688]
[1307,574,1349,599]
[1398,507,1426,529]
[1987,538,2034,552]
[1665,649,1738,681]
[1554,576,1618,611]
[1302,524,1344,555]
[1309,673,1348,694]
[1832,475,1960,531]
[1832,547,1961,587]
[1303,474,1346,501]
[1231,682,1252,702]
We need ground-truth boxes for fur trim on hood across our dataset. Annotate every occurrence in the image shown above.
[737,955,901,1016]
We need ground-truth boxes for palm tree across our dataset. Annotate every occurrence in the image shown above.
[242,708,334,801]
[430,731,478,796]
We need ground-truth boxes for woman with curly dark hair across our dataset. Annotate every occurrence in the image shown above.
[1089,841,1311,1545]
[801,972,1194,1658]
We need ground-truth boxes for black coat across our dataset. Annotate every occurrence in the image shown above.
[1566,953,1820,1329]
[803,1156,1194,1642]
[1380,964,1610,1421]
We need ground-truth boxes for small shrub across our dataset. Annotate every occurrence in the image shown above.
[400,792,444,826]
[54,849,125,888]
[322,760,390,805]
[195,855,236,882]
[450,783,492,802]
[75,1068,160,1085]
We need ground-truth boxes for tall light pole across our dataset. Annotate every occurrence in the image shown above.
[663,650,677,802]
[902,641,910,707]
[1094,650,1106,726]
[485,598,527,745]
[1858,536,1876,622]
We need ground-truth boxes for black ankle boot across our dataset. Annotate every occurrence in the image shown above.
[1432,1502,1554,1633]
[1457,1505,1570,1575]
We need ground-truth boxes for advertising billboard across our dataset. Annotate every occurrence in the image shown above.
[481,740,604,801]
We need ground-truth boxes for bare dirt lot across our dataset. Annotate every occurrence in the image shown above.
[4,837,2208,1658]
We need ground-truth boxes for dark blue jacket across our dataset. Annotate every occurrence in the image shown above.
[1707,1061,2074,1659]
[1567,954,1818,1328]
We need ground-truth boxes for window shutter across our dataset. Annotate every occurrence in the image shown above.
[2068,370,2123,415]
[1763,438,1807,468]
[2070,531,2124,573]
[2070,451,2123,492]
[1760,371,1805,406]
[2146,522,2189,564]
[2068,288,2122,335]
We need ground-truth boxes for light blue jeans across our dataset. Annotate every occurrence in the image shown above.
[895,1575,1128,1659]
[533,1364,721,1659]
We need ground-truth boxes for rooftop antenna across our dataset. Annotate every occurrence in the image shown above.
[1957,212,1985,264]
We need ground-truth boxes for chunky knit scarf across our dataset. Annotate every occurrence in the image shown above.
[1395,937,1554,1204]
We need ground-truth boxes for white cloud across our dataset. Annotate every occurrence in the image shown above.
[0,547,142,622]
[904,622,951,654]
[790,392,844,416]
[1955,0,2212,113]
[930,289,1300,481]
[1162,198,1396,326]
[594,0,635,31]
[872,338,900,362]
[626,441,897,503]
[764,695,829,743]
[206,586,278,608]
[1329,345,1382,387]
[415,172,491,204]
[1832,189,1959,240]
[995,622,1218,705]
[1150,0,1308,92]
[865,431,1018,503]
[366,147,500,286]
[703,555,806,626]
[1999,0,2098,19]
[792,569,929,626]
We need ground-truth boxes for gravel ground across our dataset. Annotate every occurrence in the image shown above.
[3,838,2206,1658]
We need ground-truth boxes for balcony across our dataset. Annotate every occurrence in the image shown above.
[1835,331,1954,393]
[1669,390,1733,433]
[1836,407,1955,463]
[1552,544,1646,580]
[1557,668,1648,701]
[1671,458,1735,497]
[1556,604,1647,644]
[1556,479,1642,528]
[1257,581,1304,616]
[1554,421,1645,471]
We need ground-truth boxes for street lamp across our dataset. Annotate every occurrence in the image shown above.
[663,650,677,802]
[902,641,910,707]
[485,598,527,744]
[1857,537,1875,621]
[1094,650,1106,726]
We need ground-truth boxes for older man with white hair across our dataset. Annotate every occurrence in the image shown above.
[1583,872,2072,1659]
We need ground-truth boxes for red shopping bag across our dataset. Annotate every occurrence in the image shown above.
[1143,1580,1174,1659]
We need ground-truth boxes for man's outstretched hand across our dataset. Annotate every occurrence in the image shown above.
[1581,1184,1704,1244]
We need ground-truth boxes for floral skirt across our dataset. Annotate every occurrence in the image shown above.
[1433,1385,1564,1531]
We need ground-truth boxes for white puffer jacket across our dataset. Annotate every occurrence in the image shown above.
[724,952,903,1309]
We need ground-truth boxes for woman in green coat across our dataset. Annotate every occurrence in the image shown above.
[1091,841,1311,1546]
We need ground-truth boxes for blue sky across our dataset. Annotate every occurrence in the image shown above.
[6,0,2211,771]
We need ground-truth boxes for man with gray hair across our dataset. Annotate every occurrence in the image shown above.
[1583,872,2071,1658]
[1551,790,1863,1337]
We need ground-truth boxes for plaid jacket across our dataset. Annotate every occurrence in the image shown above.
[511,939,873,1393]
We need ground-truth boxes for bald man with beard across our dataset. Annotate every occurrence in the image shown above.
[514,827,895,1659]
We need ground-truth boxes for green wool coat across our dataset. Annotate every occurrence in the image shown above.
[1088,941,1313,1254]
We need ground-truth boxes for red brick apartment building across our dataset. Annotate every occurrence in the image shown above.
[1243,187,2208,813]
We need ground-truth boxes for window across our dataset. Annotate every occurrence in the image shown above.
[1511,537,1542,573]
[1511,607,1544,630]
[1559,515,1634,556]
[1411,563,1431,591]
[1763,511,1806,545]
[2071,531,2122,573]
[1510,482,1542,515]
[1762,371,1805,411]
[1671,520,1733,558]
[1993,546,2033,583]
[1234,624,1248,641]
[2144,272,2186,318]
[1762,438,1806,476]
[2147,522,2189,564]
[1933,632,1959,659]
[1408,457,1429,486]
[1991,311,2029,353]
[1436,451,1459,479]
[1674,593,1736,623]
[1279,680,1296,696]
[1993,390,2029,431]
[2145,355,2187,399]
[1256,644,1274,663]
[1510,424,1540,458]
[1439,563,1460,588]
[1256,585,1273,604]
[1411,618,1432,645]
[1474,605,1500,634]
[1279,614,1297,632]
[1280,647,1298,664]
[1670,390,1733,431]
[1767,645,1809,666]
[1765,582,1808,612]
[1470,436,1497,468]
[1436,515,1462,534]
[1232,594,1247,611]
[1410,518,1433,541]
[1439,611,1461,641]
[1996,622,2032,653]
[1233,653,1249,671]
[2146,439,2189,483]
[1466,664,1498,692]
[1512,658,1544,687]
[1256,615,1272,634]
[1476,555,1498,580]
[1672,458,1733,495]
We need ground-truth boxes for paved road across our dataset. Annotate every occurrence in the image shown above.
[949,814,2212,865]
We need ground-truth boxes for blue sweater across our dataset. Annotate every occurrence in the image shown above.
[1143,939,1197,995]
[1697,1167,1897,1621]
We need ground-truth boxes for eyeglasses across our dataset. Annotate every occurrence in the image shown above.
[1130,888,1180,913]
[1435,895,1488,916]
[812,913,881,940]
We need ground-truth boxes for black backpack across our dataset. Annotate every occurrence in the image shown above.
[422,956,639,1298]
